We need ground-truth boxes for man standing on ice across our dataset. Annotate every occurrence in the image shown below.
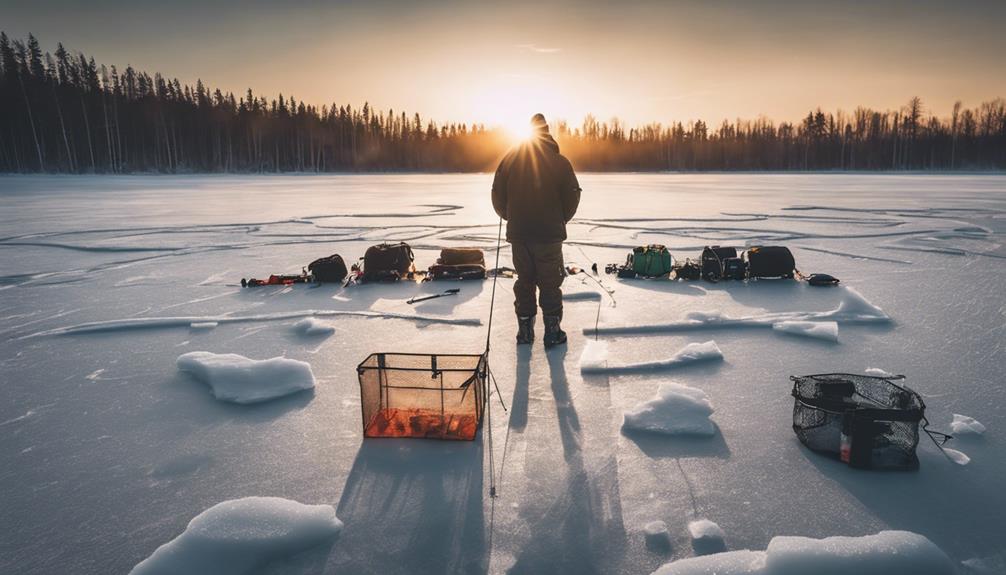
[492,113,581,348]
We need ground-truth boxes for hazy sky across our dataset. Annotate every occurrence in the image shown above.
[3,0,1004,130]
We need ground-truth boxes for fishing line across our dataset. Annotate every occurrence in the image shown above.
[484,215,509,559]
[572,244,614,340]
[485,216,503,499]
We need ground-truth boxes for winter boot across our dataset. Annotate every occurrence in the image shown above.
[543,315,567,349]
[516,316,535,345]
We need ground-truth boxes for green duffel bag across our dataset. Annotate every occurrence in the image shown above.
[630,244,673,277]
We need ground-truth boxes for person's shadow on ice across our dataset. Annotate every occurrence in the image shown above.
[508,346,532,432]
[547,347,582,460]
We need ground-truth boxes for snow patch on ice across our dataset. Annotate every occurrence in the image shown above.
[588,287,889,337]
[685,310,726,323]
[950,414,986,436]
[772,321,838,342]
[579,339,609,373]
[764,530,955,575]
[293,317,337,336]
[176,352,315,404]
[652,530,954,575]
[943,448,971,466]
[129,496,342,575]
[622,382,715,436]
[819,288,889,322]
[25,309,480,338]
[584,341,723,375]
[688,519,726,541]
[644,520,672,552]
[653,550,765,575]
[689,519,727,555]
[961,555,1006,574]
[865,367,895,377]
[645,520,670,536]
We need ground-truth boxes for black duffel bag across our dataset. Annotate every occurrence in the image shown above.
[438,247,485,267]
[745,246,795,279]
[673,259,702,280]
[363,242,415,282]
[429,247,486,280]
[308,254,348,283]
[722,257,747,280]
[428,263,487,280]
[701,246,738,281]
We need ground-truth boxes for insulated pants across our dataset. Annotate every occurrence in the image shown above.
[510,241,565,318]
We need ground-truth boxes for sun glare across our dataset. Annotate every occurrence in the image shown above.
[470,80,561,144]
[505,119,534,143]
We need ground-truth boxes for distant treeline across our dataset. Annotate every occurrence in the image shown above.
[2,33,1004,174]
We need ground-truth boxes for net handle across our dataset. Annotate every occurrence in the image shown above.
[922,416,953,448]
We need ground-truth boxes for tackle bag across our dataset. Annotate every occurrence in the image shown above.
[701,246,738,281]
[630,245,673,278]
[363,242,415,282]
[806,273,840,287]
[437,247,485,267]
[617,266,637,279]
[722,257,747,280]
[428,264,487,280]
[428,247,487,280]
[744,246,795,279]
[307,254,348,283]
[673,259,702,280]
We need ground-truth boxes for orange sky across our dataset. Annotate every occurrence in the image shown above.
[5,0,1005,131]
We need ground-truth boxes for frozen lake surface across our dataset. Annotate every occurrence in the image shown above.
[1,174,1004,574]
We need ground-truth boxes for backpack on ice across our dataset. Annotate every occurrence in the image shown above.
[630,245,673,278]
[428,248,487,280]
[722,257,746,280]
[363,242,415,282]
[673,259,702,280]
[701,246,738,281]
[745,246,795,279]
[308,254,348,283]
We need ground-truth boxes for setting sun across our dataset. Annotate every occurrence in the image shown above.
[469,76,568,142]
[504,118,534,143]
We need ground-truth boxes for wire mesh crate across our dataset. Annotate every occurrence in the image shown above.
[357,352,486,440]
[791,373,928,470]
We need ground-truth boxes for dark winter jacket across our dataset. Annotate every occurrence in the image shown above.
[491,133,581,242]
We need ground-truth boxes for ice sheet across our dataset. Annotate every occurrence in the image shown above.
[2,173,1003,575]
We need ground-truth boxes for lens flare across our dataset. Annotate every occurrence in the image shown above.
[505,119,534,143]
